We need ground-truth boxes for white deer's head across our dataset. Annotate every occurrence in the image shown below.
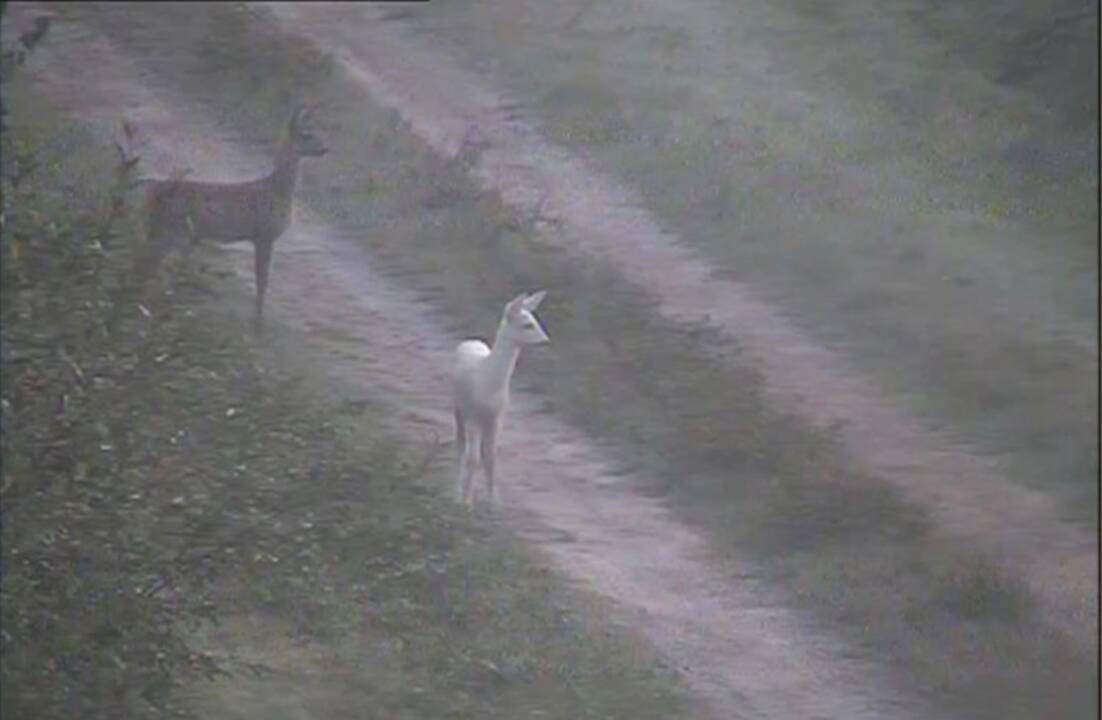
[501,290,550,346]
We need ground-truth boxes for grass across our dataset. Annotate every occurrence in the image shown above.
[389,0,1098,526]
[50,4,1098,719]
[0,69,692,719]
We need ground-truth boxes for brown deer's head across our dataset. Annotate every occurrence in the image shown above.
[287,104,328,157]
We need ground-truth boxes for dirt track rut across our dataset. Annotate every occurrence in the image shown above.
[259,1,1097,648]
[11,5,940,718]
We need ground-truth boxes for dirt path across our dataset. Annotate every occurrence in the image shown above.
[12,6,940,718]
[256,1,1096,648]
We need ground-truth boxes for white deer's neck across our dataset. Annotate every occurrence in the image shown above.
[484,320,521,393]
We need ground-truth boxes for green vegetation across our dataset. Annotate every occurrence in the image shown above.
[0,65,690,719]
[35,4,1097,719]
[400,0,1099,525]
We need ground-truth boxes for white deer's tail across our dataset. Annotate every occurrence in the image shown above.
[455,339,491,370]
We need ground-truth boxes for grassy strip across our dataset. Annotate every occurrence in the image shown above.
[391,0,1099,523]
[56,5,1096,719]
[0,73,691,719]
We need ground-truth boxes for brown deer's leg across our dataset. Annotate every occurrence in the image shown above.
[111,229,168,332]
[253,238,274,329]
[130,228,173,300]
[181,214,202,270]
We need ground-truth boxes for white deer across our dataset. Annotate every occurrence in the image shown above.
[452,290,550,507]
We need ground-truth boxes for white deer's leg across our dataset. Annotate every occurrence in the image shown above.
[461,426,480,508]
[454,408,467,502]
[479,419,499,504]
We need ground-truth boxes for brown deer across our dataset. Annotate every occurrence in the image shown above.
[134,104,327,329]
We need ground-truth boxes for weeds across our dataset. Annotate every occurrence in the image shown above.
[1,62,690,719]
[1,91,217,720]
[34,5,1098,719]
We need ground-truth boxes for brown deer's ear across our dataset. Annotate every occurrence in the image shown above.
[289,104,307,131]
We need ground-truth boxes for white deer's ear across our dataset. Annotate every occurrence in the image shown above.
[522,290,547,310]
[505,292,529,317]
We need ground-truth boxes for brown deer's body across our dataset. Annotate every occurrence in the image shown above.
[136,105,326,327]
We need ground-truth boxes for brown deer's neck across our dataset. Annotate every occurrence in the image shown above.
[270,142,302,198]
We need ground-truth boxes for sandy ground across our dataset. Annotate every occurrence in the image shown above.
[8,5,942,718]
[9,0,1098,715]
